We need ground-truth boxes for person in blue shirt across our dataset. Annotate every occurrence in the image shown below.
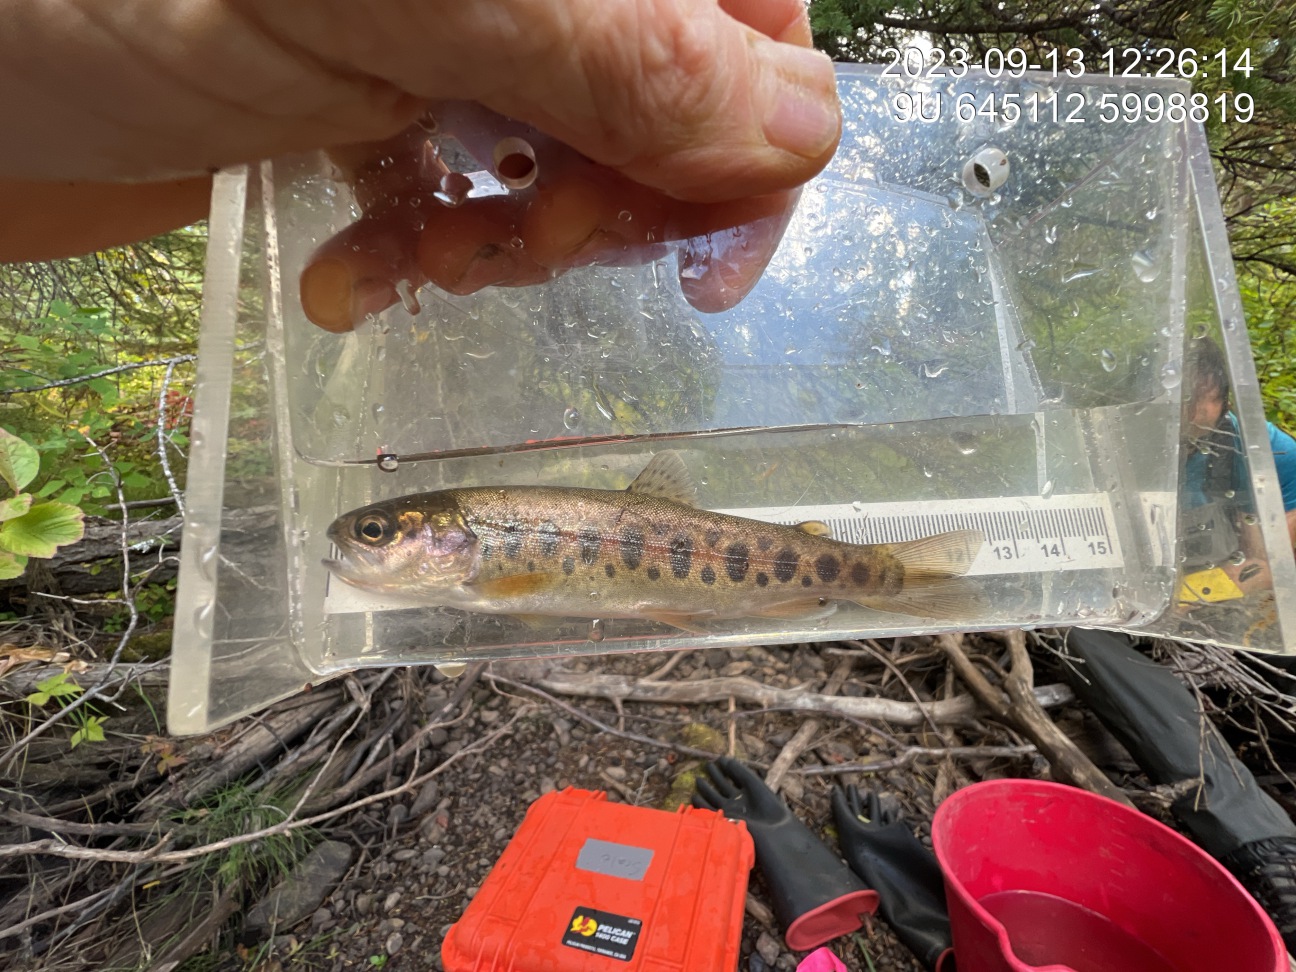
[1181,338,1296,597]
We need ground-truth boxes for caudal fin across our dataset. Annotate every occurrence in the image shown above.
[888,529,985,583]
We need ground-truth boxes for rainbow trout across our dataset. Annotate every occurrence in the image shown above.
[324,452,985,629]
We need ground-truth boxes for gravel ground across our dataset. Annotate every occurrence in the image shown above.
[228,641,1065,972]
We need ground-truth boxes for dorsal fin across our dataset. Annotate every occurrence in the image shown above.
[627,451,697,506]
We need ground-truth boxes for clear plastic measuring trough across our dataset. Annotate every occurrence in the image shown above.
[169,65,1296,734]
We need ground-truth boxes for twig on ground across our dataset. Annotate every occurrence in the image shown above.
[519,670,1073,727]
[0,703,533,865]
[795,744,1038,776]
[764,656,854,793]
[488,672,770,767]
[937,631,1132,806]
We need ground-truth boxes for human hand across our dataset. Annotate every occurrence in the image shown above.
[1,0,839,275]
[300,102,803,330]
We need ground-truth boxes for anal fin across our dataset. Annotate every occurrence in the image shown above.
[853,578,981,621]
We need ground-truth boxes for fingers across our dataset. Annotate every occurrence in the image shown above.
[706,760,742,800]
[0,177,211,263]
[247,0,839,204]
[693,778,725,810]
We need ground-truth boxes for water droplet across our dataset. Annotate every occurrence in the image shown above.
[588,619,606,643]
[1223,318,1238,332]
[922,360,949,379]
[331,407,352,428]
[1044,225,1058,244]
[436,663,467,678]
[394,279,421,315]
[193,601,214,637]
[1040,479,1055,499]
[1193,323,1210,340]
[1224,489,1236,499]
[870,337,892,357]
[851,500,864,512]
[377,454,399,472]
[434,171,472,207]
[1229,550,1247,566]
[509,236,525,249]
[1145,206,1158,220]
[197,545,219,581]
[922,465,934,478]
[1099,349,1118,372]
[1061,265,1102,284]
[371,403,385,421]
[1243,513,1259,526]
[617,210,632,222]
[1132,249,1161,283]
[1159,362,1181,390]
[416,112,440,134]
[952,433,978,456]
[562,407,581,431]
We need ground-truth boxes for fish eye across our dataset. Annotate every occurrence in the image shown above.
[355,512,394,544]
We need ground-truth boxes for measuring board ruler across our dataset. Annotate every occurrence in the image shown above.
[324,492,1123,614]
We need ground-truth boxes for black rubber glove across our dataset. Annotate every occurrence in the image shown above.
[832,785,954,971]
[692,757,878,951]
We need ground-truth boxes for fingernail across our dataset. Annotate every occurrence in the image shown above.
[757,44,840,160]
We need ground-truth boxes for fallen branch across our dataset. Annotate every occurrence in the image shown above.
[522,671,1073,726]
[764,657,853,793]
[937,631,1133,806]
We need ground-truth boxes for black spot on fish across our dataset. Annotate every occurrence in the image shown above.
[669,534,694,579]
[537,521,561,557]
[700,565,716,585]
[773,548,799,583]
[604,563,616,579]
[503,521,525,559]
[801,576,813,587]
[620,528,644,570]
[578,526,601,566]
[757,537,773,552]
[704,528,722,549]
[562,556,575,576]
[756,572,769,587]
[815,554,841,583]
[724,543,749,583]
[653,522,667,536]
[850,562,871,585]
[526,560,535,572]
[647,566,661,581]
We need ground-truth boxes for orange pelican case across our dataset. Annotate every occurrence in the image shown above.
[442,787,755,971]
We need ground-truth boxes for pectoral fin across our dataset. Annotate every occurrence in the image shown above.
[467,571,564,598]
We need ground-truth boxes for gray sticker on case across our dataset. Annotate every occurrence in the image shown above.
[575,838,654,881]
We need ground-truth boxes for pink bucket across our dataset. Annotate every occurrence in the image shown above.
[932,780,1286,972]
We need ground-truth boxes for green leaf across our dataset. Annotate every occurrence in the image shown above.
[0,427,40,493]
[0,502,85,557]
[36,479,65,497]
[0,551,27,580]
[71,716,106,748]
[26,672,81,707]
[88,377,117,399]
[0,493,32,521]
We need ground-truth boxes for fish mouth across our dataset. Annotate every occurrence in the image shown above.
[321,557,364,587]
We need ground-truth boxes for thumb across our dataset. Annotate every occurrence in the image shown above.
[266,0,841,203]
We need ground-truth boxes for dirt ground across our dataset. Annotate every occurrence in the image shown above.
[5,632,1283,972]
